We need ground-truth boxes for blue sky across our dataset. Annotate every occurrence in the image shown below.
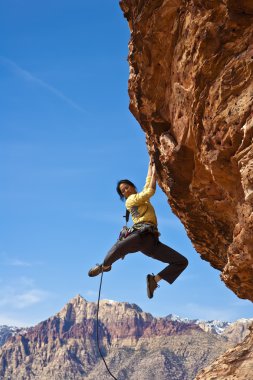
[1,1,252,327]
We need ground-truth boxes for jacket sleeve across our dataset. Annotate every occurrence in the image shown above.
[143,176,151,190]
[126,177,155,208]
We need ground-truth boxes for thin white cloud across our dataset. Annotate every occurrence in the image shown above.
[0,277,49,310]
[0,313,27,327]
[19,277,36,287]
[8,259,32,267]
[0,288,48,309]
[0,252,43,268]
[0,56,86,113]
[15,289,48,309]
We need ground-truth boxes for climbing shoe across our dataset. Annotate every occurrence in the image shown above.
[146,274,159,299]
[88,264,111,277]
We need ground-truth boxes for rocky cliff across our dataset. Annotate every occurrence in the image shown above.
[0,295,241,380]
[222,318,253,345]
[119,0,253,303]
[195,325,253,380]
[119,0,253,377]
[0,326,22,347]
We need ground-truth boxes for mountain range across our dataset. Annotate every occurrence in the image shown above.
[0,295,252,379]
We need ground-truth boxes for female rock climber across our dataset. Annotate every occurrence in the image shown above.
[88,159,188,298]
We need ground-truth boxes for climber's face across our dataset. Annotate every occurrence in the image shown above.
[119,183,137,199]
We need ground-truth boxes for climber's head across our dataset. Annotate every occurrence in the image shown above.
[116,180,137,200]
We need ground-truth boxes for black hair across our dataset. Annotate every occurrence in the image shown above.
[116,179,137,201]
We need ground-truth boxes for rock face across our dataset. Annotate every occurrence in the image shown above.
[0,295,241,380]
[166,314,253,342]
[119,1,253,377]
[195,325,253,380]
[222,318,253,345]
[0,326,22,347]
[119,0,253,303]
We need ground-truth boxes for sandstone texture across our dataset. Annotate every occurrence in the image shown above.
[119,0,253,303]
[0,295,238,380]
[195,325,253,380]
[119,1,253,377]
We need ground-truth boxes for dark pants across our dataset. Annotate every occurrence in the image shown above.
[103,231,188,284]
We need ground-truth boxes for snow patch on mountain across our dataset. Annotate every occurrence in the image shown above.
[166,314,231,334]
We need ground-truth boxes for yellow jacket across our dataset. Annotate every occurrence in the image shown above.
[125,176,157,226]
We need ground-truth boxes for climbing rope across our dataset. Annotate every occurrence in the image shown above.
[96,268,118,380]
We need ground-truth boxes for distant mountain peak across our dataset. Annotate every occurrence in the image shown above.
[0,296,252,380]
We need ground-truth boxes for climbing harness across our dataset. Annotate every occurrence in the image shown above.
[133,222,160,238]
[96,268,118,380]
[119,208,159,241]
